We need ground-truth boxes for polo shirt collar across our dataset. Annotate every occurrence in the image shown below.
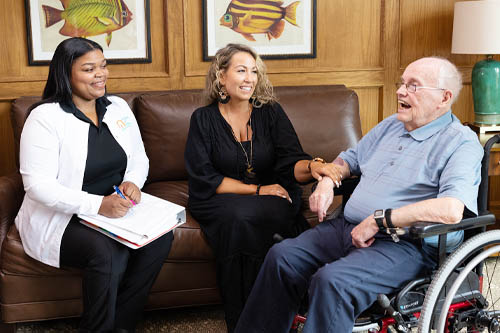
[60,96,111,127]
[60,96,111,114]
[405,110,453,141]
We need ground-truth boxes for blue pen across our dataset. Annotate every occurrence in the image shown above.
[113,185,136,205]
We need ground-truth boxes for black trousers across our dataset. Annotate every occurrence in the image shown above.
[189,193,304,333]
[60,217,173,332]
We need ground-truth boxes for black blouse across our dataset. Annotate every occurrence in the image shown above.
[185,102,311,201]
[61,97,127,196]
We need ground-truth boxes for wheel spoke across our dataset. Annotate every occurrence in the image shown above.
[417,231,500,333]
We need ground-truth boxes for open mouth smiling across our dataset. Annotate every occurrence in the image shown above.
[399,100,411,109]
[93,81,106,88]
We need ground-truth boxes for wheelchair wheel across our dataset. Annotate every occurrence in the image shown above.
[418,230,500,333]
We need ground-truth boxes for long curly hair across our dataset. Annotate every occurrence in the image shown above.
[204,43,275,107]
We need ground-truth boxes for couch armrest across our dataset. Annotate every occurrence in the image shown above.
[0,173,24,254]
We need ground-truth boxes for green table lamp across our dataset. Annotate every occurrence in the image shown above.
[452,0,500,125]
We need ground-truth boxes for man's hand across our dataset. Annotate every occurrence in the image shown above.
[309,177,334,222]
[310,162,343,187]
[351,215,379,248]
[98,195,132,218]
[120,181,142,204]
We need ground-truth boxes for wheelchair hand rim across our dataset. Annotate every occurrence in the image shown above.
[436,244,500,333]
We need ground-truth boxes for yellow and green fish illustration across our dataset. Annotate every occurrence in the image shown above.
[220,0,300,41]
[42,0,133,46]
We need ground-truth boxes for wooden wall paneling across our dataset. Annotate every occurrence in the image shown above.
[351,87,381,135]
[490,181,500,206]
[0,102,16,176]
[183,0,207,80]
[452,84,475,124]
[398,0,497,68]
[381,0,400,120]
[313,0,382,69]
[400,0,455,67]
[0,0,173,99]
[167,0,185,90]
[184,0,383,78]
[0,0,48,99]
[105,0,172,93]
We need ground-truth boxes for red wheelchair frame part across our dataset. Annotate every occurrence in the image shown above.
[289,299,479,332]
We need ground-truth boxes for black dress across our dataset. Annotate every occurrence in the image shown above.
[185,101,311,332]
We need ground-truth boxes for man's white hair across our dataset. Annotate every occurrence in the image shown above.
[428,56,462,105]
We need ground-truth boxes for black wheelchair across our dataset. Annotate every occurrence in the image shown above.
[289,134,500,333]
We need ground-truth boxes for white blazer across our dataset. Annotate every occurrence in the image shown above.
[15,96,149,267]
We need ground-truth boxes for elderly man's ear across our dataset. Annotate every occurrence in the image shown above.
[440,90,453,107]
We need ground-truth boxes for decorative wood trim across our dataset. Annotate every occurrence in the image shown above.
[382,0,400,121]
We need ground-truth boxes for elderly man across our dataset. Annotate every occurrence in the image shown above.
[234,57,483,333]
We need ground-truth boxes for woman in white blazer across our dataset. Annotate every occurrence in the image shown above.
[15,37,173,332]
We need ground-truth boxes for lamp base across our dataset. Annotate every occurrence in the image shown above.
[468,122,500,134]
[474,113,500,125]
[472,57,500,125]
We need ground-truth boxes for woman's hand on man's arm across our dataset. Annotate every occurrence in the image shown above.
[294,157,351,184]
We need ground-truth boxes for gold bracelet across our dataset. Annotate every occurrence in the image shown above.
[308,157,326,172]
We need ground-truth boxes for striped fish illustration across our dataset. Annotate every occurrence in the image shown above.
[220,0,300,41]
[42,0,133,46]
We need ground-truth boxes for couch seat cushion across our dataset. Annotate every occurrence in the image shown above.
[142,181,215,261]
[1,225,80,276]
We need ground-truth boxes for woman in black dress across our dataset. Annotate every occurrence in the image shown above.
[184,43,338,332]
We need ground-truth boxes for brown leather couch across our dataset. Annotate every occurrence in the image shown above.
[0,85,361,329]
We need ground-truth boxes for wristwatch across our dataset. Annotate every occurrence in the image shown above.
[308,157,326,172]
[382,208,400,242]
[373,209,386,231]
[385,209,395,228]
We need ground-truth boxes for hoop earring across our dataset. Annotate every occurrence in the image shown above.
[218,86,231,104]
[251,96,262,108]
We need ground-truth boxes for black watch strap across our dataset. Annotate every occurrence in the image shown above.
[385,209,395,229]
[374,209,385,231]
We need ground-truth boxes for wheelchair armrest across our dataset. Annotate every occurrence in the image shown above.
[408,213,496,239]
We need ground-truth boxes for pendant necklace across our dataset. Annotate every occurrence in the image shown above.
[225,105,256,181]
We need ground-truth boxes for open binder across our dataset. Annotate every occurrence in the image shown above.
[78,192,186,249]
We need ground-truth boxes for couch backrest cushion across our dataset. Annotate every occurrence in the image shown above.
[274,85,361,161]
[135,90,204,183]
[10,93,141,168]
[11,86,361,183]
[11,96,40,168]
[137,85,361,183]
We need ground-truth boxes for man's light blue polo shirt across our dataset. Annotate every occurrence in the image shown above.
[339,111,483,250]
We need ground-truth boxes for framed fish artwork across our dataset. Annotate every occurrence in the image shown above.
[25,0,152,65]
[202,0,316,60]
